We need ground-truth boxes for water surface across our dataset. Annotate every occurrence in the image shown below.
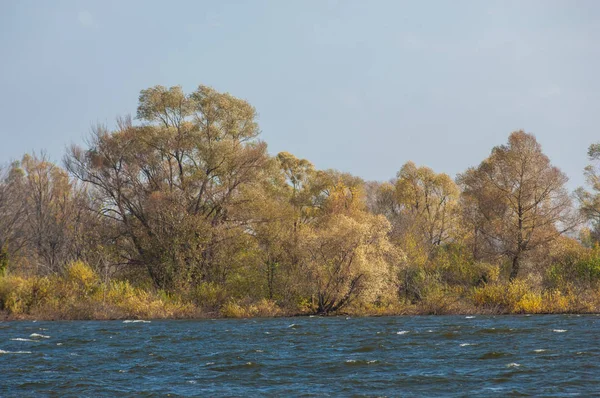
[1,315,599,396]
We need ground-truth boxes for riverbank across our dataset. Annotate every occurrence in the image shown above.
[2,262,600,321]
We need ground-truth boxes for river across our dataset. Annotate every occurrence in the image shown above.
[1,315,599,396]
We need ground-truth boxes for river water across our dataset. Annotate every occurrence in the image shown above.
[1,315,599,396]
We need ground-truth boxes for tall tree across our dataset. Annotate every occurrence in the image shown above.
[65,85,269,289]
[0,163,26,269]
[576,143,600,242]
[458,131,576,280]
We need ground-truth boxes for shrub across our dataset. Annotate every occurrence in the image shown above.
[0,275,51,314]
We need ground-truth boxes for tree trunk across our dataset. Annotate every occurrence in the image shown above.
[509,255,520,281]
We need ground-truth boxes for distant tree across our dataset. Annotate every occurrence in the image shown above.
[395,161,460,248]
[458,131,577,280]
[20,154,84,273]
[576,143,600,242]
[0,163,26,268]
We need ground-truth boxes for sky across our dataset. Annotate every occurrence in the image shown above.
[1,0,599,190]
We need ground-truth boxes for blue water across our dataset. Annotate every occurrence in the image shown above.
[1,315,599,396]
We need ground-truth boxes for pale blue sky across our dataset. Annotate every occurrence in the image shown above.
[1,0,599,189]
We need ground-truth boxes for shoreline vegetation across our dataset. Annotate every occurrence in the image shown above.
[2,84,600,321]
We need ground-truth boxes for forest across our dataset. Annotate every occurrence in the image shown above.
[1,84,600,319]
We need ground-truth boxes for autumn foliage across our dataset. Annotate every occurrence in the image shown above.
[1,84,599,319]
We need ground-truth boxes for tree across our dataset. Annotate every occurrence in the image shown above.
[576,143,600,242]
[0,163,26,269]
[458,131,577,280]
[395,161,460,249]
[301,211,395,314]
[65,85,270,290]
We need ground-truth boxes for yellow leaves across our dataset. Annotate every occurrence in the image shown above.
[66,261,99,294]
[299,212,399,311]
[394,161,460,247]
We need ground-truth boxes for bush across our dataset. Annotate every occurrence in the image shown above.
[0,247,8,276]
[66,261,100,296]
[0,275,51,314]
[220,298,282,318]
[547,242,600,288]
[472,279,531,313]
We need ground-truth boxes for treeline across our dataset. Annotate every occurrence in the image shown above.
[1,84,600,319]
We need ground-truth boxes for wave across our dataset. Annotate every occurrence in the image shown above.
[0,349,32,354]
[29,333,50,339]
[465,316,476,319]
[345,359,379,366]
[123,320,151,323]
[460,343,476,347]
[552,329,567,333]
[506,363,521,368]
[479,351,512,359]
[397,331,409,335]
[534,349,546,353]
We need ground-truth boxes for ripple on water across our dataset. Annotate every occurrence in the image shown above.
[29,333,50,339]
[345,359,379,366]
[0,316,596,396]
[353,345,378,353]
[479,352,513,360]
[0,349,32,354]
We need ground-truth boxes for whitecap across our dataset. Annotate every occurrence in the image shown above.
[396,331,409,335]
[465,316,476,319]
[460,343,475,347]
[0,349,32,354]
[288,324,296,328]
[506,363,521,368]
[187,380,197,384]
[29,333,50,339]
[123,320,151,324]
[534,349,546,353]
[264,332,271,335]
[11,338,35,342]
[255,349,264,353]
[56,343,63,346]
[427,329,434,333]
[552,329,567,333]
[367,360,378,364]
[205,362,215,365]
[346,359,356,363]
